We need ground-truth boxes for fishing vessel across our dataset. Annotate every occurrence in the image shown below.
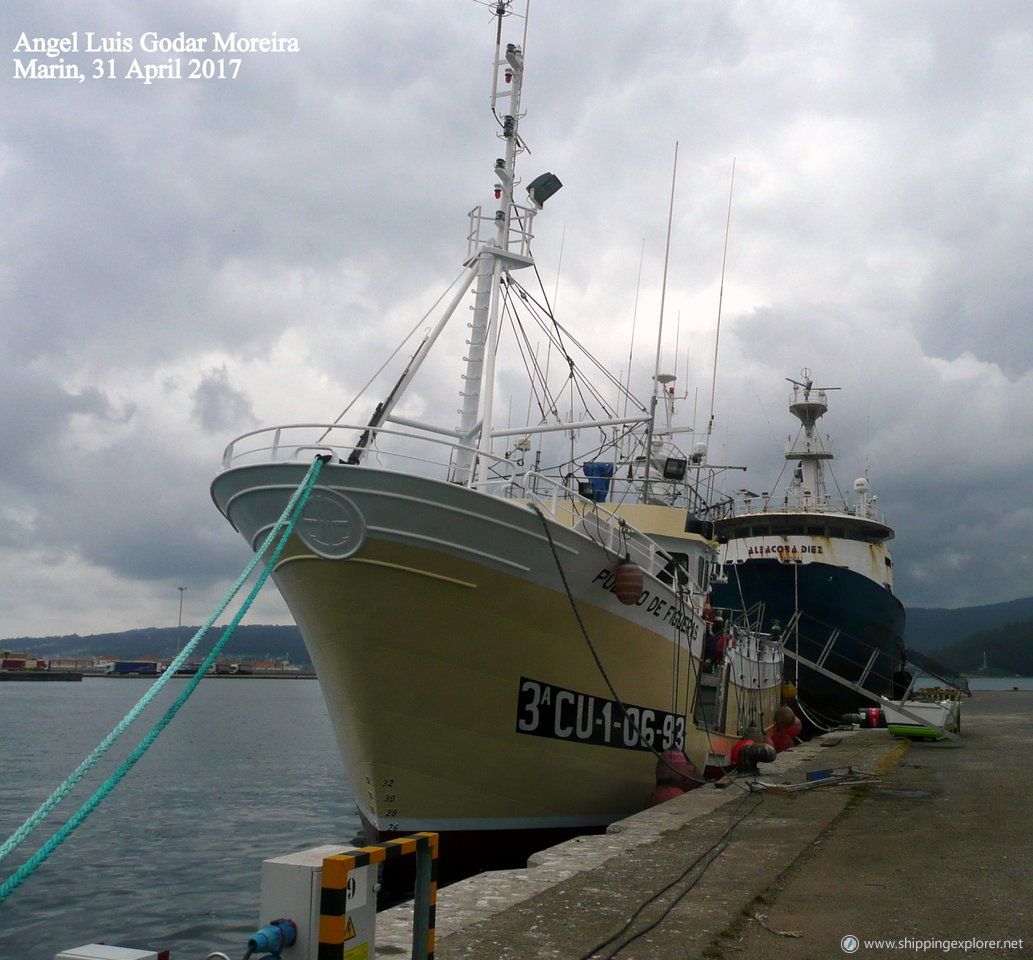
[710,374,905,725]
[211,3,784,867]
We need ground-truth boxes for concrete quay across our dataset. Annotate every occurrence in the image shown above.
[376,692,1031,959]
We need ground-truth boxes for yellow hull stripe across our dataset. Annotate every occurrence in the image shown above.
[277,553,477,588]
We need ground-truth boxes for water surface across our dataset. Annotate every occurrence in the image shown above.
[0,678,358,960]
[4,674,1030,958]
[964,676,1033,691]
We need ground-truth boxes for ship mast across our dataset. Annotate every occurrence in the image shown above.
[451,1,550,485]
[784,370,839,510]
[349,2,573,481]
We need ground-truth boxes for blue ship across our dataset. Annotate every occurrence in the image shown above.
[710,373,906,725]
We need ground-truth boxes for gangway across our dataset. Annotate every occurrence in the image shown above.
[776,611,965,744]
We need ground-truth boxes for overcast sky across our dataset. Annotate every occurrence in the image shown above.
[2,0,1031,639]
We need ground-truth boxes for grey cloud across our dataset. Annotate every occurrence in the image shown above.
[191,366,257,432]
[28,437,242,584]
[0,366,133,484]
[3,0,1033,636]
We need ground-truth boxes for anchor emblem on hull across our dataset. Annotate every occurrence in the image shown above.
[297,489,366,559]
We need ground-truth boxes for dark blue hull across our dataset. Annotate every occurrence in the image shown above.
[711,559,906,724]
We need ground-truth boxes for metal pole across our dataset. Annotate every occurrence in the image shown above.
[177,586,187,654]
[411,842,432,959]
[643,142,680,494]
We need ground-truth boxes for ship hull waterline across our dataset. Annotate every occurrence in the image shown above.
[212,461,784,863]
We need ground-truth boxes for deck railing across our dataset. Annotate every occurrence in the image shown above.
[715,492,887,526]
[220,423,687,583]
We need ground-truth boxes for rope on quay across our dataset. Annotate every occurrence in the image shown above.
[0,456,327,907]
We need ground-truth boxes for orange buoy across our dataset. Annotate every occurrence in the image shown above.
[613,561,643,605]
[786,716,803,739]
[647,783,686,806]
[774,705,796,728]
[655,749,702,790]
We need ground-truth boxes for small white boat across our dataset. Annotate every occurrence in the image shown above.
[884,691,962,740]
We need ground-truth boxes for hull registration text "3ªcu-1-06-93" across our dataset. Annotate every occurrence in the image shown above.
[516,677,686,752]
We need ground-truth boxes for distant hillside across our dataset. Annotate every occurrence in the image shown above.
[906,596,1033,653]
[8,597,1033,676]
[932,618,1033,676]
[1,624,309,666]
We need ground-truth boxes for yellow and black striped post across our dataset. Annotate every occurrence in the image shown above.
[319,832,438,960]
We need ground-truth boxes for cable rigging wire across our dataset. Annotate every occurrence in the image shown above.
[516,265,649,414]
[316,267,472,444]
[496,269,669,487]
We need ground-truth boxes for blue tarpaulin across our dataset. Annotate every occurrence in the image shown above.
[582,461,615,502]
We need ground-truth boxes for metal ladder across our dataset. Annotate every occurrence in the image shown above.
[778,611,962,744]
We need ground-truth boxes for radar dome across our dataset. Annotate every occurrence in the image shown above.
[853,477,870,494]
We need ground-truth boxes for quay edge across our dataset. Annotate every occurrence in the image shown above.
[375,692,1030,959]
[374,727,902,958]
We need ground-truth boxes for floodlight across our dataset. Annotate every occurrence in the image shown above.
[526,172,563,208]
[663,457,687,481]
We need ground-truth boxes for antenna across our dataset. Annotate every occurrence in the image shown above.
[551,224,565,312]
[786,370,841,399]
[643,142,679,488]
[620,238,646,423]
[682,312,691,399]
[673,310,681,392]
[707,157,735,439]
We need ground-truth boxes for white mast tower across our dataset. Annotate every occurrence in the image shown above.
[451,2,560,485]
[783,370,839,510]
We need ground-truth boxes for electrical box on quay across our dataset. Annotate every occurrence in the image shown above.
[261,844,378,960]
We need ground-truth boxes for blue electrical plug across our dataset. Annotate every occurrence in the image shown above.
[247,917,298,957]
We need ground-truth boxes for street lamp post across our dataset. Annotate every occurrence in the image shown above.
[177,586,187,655]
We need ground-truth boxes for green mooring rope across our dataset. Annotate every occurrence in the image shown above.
[0,456,326,907]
